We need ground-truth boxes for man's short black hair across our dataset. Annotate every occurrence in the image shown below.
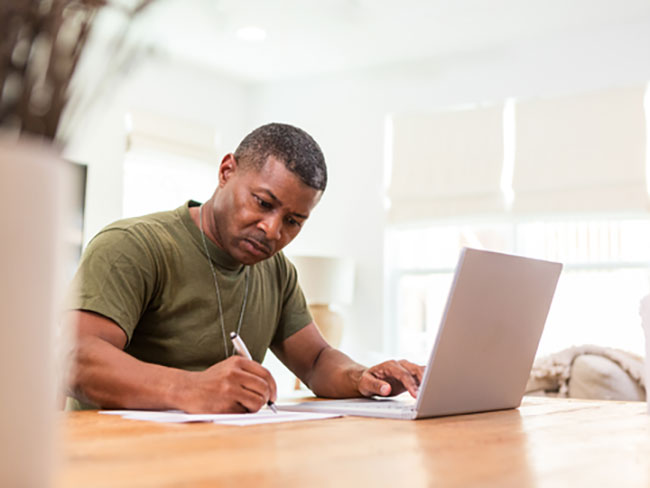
[234,123,327,191]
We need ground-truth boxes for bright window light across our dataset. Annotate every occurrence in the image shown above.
[236,26,267,42]
[386,219,650,363]
[501,98,516,209]
[123,149,217,219]
[643,83,650,195]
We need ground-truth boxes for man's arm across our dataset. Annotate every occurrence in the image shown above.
[65,310,277,413]
[271,322,424,398]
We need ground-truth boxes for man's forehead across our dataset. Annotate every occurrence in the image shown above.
[238,152,280,170]
[242,156,299,186]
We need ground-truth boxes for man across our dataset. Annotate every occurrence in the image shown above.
[66,122,423,413]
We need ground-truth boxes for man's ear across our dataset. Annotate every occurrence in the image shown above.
[218,153,238,186]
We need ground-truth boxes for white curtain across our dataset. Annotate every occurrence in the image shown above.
[512,86,648,214]
[387,105,506,223]
[126,110,220,163]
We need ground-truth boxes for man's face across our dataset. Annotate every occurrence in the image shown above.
[211,154,322,265]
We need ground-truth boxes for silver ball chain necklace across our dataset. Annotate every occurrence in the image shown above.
[198,203,250,357]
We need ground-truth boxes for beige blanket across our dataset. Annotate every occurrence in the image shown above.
[525,345,646,399]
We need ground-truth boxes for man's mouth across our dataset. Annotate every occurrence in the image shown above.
[243,238,271,257]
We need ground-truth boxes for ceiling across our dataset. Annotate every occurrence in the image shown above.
[123,0,650,82]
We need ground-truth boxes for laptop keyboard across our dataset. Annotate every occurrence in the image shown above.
[276,396,418,419]
[297,398,416,411]
[282,398,415,412]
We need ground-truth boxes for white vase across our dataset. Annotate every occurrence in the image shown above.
[0,134,69,487]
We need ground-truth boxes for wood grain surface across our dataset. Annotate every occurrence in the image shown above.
[55,397,650,488]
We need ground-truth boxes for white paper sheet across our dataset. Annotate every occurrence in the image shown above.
[99,408,340,426]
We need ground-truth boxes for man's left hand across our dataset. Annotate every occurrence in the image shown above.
[357,360,425,398]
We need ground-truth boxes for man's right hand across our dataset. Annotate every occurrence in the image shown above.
[66,310,277,414]
[178,356,277,414]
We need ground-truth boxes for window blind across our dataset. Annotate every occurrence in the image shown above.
[126,110,219,163]
[512,86,648,214]
[387,105,506,223]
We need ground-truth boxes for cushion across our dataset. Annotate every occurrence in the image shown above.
[568,354,646,401]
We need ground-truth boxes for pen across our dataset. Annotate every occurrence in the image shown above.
[230,332,279,414]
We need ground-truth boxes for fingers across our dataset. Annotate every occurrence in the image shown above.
[398,360,425,386]
[193,356,277,413]
[235,357,278,403]
[386,361,420,397]
[359,374,392,398]
[360,360,425,398]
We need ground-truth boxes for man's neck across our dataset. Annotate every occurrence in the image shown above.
[190,202,223,250]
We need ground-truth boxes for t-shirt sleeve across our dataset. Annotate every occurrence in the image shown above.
[65,228,158,346]
[271,254,313,345]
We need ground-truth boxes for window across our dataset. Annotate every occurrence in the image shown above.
[123,148,217,218]
[385,86,650,362]
[122,110,220,218]
[386,218,650,362]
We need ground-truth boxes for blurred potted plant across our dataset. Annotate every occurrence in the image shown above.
[0,1,152,486]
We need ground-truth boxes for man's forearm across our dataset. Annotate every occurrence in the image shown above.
[68,335,189,410]
[305,346,366,398]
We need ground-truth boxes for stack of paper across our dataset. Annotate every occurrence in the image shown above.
[99,408,340,426]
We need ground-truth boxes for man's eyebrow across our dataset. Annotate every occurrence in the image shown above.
[261,189,308,219]
[262,189,281,204]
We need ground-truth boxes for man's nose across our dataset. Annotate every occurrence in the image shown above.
[258,214,282,240]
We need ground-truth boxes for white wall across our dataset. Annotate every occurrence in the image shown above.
[251,17,650,360]
[64,57,254,246]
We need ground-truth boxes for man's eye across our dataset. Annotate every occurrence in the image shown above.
[287,217,301,228]
[255,196,272,209]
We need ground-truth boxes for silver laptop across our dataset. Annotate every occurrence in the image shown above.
[278,248,562,420]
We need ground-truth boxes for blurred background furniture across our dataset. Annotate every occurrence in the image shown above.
[290,255,355,389]
[525,344,646,401]
[291,255,355,349]
[526,293,650,402]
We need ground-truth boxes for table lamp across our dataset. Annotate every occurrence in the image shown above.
[290,255,355,348]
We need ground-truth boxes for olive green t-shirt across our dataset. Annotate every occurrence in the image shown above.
[67,201,312,404]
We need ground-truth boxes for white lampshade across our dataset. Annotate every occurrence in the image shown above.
[290,256,355,305]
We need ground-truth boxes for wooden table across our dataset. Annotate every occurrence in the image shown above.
[56,397,650,487]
